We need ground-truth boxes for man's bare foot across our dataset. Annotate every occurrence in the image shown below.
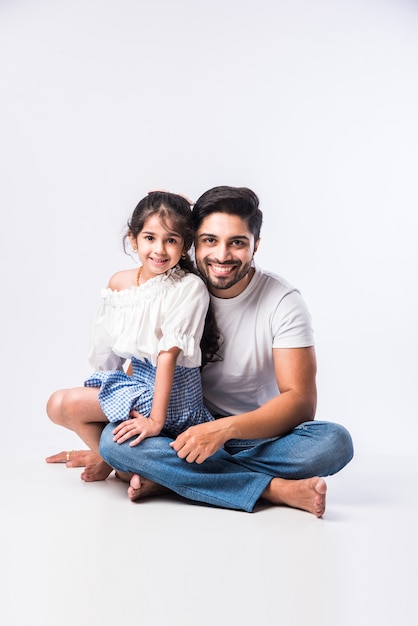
[261,477,327,517]
[81,460,113,482]
[127,474,169,502]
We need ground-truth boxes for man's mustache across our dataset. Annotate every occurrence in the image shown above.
[204,259,239,265]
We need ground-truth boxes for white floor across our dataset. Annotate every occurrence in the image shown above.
[2,445,416,626]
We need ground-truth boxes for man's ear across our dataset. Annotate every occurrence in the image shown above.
[254,238,261,254]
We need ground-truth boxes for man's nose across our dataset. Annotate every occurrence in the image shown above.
[214,242,231,261]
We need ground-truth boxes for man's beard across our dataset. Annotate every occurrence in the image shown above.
[196,258,253,291]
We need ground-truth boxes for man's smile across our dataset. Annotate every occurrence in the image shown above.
[207,262,239,276]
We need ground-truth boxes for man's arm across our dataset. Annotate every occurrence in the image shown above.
[170,346,317,463]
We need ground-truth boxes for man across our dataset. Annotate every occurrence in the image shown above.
[48,186,353,516]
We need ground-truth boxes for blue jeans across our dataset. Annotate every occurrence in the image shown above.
[100,420,354,512]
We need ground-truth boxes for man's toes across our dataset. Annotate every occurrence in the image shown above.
[130,474,141,489]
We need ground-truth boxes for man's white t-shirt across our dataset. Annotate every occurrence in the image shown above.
[201,266,314,417]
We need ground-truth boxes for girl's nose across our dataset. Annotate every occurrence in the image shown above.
[154,239,166,254]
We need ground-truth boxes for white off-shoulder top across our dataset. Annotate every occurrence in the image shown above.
[88,266,210,371]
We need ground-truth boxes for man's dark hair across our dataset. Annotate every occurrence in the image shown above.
[192,186,263,241]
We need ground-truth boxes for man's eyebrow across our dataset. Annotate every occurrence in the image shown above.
[197,232,250,241]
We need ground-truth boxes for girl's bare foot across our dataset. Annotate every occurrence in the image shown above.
[128,474,169,502]
[45,450,100,468]
[261,477,327,517]
[81,460,113,482]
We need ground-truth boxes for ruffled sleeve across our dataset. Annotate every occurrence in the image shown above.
[158,273,210,368]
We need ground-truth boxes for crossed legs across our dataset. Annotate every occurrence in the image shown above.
[99,421,353,516]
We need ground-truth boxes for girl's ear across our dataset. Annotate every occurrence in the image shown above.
[129,233,137,251]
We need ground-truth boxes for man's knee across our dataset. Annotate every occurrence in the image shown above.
[324,422,354,473]
[99,422,116,462]
[337,423,354,464]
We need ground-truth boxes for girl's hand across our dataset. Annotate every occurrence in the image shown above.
[113,411,162,446]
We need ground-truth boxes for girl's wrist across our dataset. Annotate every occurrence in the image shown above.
[149,415,164,429]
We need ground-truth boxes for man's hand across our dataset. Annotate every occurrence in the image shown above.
[170,420,229,464]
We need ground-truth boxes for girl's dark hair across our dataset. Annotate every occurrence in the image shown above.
[192,185,263,242]
[124,191,222,366]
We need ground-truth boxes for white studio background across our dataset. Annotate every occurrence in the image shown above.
[0,0,417,461]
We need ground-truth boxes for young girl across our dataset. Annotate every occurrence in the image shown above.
[46,191,220,482]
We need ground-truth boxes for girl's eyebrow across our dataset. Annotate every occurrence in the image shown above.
[142,230,181,237]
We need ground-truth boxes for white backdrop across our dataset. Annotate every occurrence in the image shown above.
[1,0,417,460]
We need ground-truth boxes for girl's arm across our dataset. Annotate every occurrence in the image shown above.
[148,347,181,432]
[113,347,181,446]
